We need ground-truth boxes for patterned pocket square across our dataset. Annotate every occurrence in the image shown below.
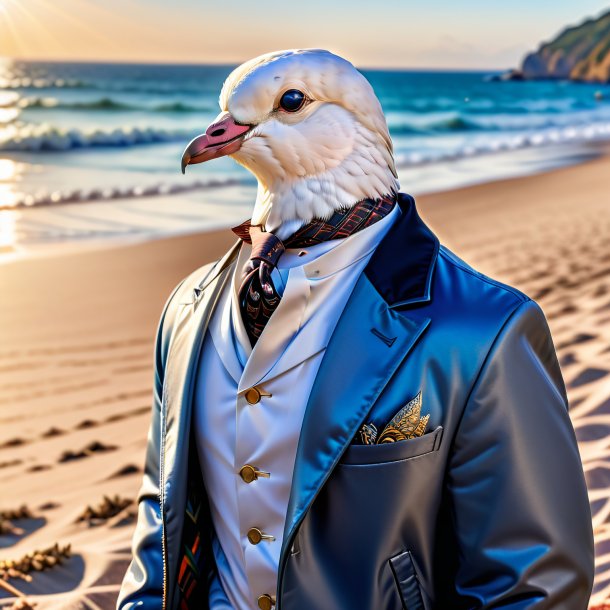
[359,391,429,445]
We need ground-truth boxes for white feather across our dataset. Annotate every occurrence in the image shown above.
[219,49,399,238]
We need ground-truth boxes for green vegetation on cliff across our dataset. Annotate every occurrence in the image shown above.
[515,9,610,82]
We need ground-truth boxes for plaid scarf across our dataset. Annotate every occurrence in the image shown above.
[231,194,397,346]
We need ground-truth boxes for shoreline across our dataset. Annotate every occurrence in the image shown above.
[0,154,609,608]
[4,138,610,264]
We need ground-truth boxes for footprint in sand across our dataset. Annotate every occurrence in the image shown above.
[557,332,597,350]
[76,495,134,527]
[0,506,46,549]
[105,405,150,424]
[576,423,610,443]
[570,368,609,388]
[41,427,65,438]
[0,459,22,469]
[108,464,141,479]
[548,303,579,319]
[27,465,51,473]
[75,419,98,430]
[560,352,578,367]
[58,441,117,463]
[38,502,60,511]
[0,437,27,449]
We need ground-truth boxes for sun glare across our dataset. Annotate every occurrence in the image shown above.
[0,159,17,182]
[0,160,21,217]
[0,159,20,252]
[0,210,17,252]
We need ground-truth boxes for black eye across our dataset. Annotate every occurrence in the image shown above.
[279,89,306,112]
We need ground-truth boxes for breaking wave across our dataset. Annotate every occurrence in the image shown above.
[0,176,245,211]
[389,112,610,135]
[18,97,214,113]
[0,124,192,152]
[0,77,91,90]
[389,116,485,134]
[393,120,610,167]
[382,98,595,115]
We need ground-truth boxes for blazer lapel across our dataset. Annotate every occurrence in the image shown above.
[279,273,431,567]
[162,241,240,599]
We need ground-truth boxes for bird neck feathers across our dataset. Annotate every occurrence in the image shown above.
[242,114,399,239]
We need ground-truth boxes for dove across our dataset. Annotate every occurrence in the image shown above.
[181,48,399,239]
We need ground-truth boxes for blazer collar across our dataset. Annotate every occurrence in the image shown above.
[364,192,440,308]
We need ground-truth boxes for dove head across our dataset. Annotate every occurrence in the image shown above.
[181,49,399,236]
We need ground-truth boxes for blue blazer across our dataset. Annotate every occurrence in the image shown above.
[117,193,594,610]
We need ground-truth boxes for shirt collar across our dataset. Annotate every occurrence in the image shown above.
[278,203,401,280]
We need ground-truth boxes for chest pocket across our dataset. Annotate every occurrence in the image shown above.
[340,425,443,466]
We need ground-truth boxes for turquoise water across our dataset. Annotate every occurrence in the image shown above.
[0,60,609,250]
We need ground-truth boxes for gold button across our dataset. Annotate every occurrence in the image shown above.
[247,527,275,545]
[245,387,261,404]
[239,464,270,483]
[244,385,272,405]
[257,594,275,610]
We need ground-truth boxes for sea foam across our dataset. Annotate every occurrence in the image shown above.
[0,176,244,211]
[0,123,191,152]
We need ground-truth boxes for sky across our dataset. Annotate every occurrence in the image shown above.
[0,0,609,69]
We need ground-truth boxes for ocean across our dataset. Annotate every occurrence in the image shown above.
[1,59,609,255]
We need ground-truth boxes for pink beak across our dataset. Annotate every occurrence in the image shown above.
[181,112,252,174]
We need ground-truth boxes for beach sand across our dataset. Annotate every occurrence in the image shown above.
[0,157,609,608]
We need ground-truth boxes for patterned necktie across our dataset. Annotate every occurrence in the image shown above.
[231,193,397,346]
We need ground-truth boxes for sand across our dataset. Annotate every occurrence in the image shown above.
[0,158,609,608]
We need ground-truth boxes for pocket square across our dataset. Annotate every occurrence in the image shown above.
[358,391,429,445]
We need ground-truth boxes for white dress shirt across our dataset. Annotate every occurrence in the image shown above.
[192,204,400,609]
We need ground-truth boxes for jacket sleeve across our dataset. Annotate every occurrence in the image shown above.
[446,298,594,609]
[116,280,185,610]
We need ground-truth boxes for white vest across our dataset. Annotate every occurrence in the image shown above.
[193,205,399,609]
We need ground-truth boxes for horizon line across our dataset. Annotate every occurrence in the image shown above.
[0,55,507,73]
